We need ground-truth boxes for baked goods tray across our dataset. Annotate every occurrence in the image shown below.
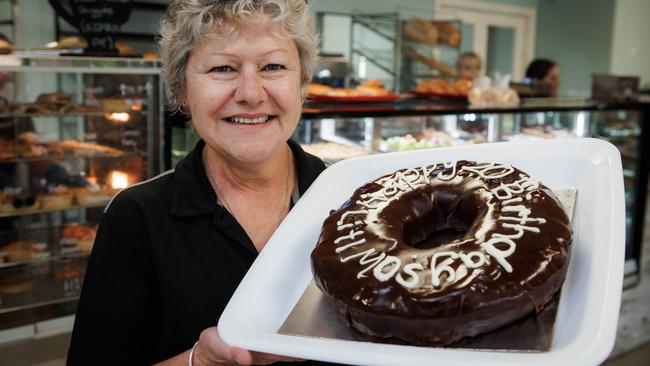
[219,138,625,366]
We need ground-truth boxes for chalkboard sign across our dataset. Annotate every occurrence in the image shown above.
[49,0,133,56]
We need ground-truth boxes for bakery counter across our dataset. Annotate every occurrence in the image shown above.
[292,99,650,283]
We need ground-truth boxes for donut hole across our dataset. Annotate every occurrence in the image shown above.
[408,226,467,249]
[402,189,487,250]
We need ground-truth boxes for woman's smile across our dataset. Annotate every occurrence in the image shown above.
[223,114,277,125]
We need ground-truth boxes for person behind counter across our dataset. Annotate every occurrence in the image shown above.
[0,33,12,101]
[456,51,482,81]
[67,1,333,365]
[525,58,561,97]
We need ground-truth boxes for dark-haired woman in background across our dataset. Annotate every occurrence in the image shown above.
[525,59,560,97]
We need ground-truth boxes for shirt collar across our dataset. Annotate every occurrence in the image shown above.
[170,139,325,217]
[170,139,216,217]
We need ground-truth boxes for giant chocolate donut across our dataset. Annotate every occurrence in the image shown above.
[311,160,572,346]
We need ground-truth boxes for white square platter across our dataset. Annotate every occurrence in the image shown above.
[218,138,626,366]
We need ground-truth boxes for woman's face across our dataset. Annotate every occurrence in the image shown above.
[185,19,302,165]
[543,65,561,97]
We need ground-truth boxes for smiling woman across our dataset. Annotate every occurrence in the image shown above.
[66,1,331,366]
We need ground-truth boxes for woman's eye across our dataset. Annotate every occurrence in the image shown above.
[262,64,284,72]
[210,65,233,73]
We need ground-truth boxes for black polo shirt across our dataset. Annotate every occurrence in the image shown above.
[67,139,334,365]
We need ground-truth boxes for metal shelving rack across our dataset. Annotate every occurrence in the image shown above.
[316,11,461,93]
[349,13,402,92]
[0,0,17,44]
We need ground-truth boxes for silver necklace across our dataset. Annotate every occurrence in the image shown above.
[202,147,292,226]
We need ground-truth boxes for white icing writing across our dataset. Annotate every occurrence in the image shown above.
[491,174,539,199]
[437,161,458,181]
[340,248,386,279]
[396,263,423,288]
[480,237,517,273]
[334,229,364,244]
[431,252,459,286]
[461,162,514,179]
[330,161,546,288]
[337,211,368,227]
[373,256,401,282]
[334,239,366,253]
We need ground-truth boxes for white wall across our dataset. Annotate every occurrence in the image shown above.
[15,0,55,49]
[610,0,650,88]
[535,0,616,97]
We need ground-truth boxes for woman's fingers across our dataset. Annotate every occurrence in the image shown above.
[195,327,304,365]
[249,350,306,364]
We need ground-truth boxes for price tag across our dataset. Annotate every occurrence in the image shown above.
[63,277,83,296]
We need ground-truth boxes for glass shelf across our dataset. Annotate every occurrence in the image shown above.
[0,55,161,75]
[0,110,148,119]
[0,251,87,270]
[0,150,145,164]
[0,274,83,315]
[0,199,110,218]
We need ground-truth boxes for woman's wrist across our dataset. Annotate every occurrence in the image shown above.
[188,341,200,366]
[190,339,226,366]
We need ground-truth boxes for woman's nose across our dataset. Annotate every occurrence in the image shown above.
[234,68,266,105]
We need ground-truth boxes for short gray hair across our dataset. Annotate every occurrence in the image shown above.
[159,0,318,113]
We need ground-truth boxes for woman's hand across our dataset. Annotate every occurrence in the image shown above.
[193,326,305,365]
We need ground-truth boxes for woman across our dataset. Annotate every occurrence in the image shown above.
[525,58,561,97]
[67,1,331,365]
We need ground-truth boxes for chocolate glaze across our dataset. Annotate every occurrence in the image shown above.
[311,161,572,346]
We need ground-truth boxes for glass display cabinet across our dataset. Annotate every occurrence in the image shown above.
[292,99,648,286]
[169,99,648,286]
[0,55,163,339]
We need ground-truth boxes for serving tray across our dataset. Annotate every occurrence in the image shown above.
[219,138,625,366]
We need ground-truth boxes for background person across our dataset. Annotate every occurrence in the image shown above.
[525,58,561,97]
[456,51,482,80]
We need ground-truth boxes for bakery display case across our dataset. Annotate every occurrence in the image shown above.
[291,99,649,285]
[0,55,163,337]
[168,99,648,282]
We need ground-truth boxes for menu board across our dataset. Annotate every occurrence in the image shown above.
[49,0,133,55]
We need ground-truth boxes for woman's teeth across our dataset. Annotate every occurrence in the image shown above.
[226,116,271,124]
